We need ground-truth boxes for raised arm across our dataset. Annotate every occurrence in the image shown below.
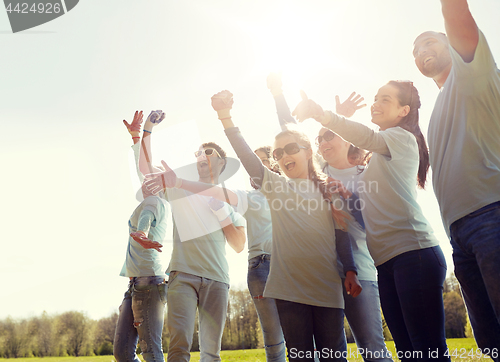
[293,92,390,156]
[124,110,144,145]
[124,111,145,181]
[144,160,239,206]
[211,90,266,187]
[139,110,166,176]
[267,72,297,131]
[441,0,478,63]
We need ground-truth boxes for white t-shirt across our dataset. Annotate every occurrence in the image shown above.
[166,188,246,285]
[358,127,439,266]
[260,169,344,308]
[323,164,377,281]
[428,30,500,235]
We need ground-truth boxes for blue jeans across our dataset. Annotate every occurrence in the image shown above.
[450,201,500,361]
[377,246,449,362]
[275,299,347,362]
[342,279,392,362]
[167,271,229,362]
[247,255,286,362]
[114,276,167,362]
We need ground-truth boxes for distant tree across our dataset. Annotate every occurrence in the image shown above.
[443,273,461,293]
[161,312,169,352]
[94,312,118,355]
[381,312,392,341]
[464,313,473,338]
[58,311,92,356]
[442,273,467,338]
[344,318,354,343]
[2,317,31,358]
[443,291,467,338]
[29,311,57,357]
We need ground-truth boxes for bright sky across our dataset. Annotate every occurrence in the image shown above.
[1,0,499,320]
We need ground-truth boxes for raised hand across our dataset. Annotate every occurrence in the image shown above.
[267,72,283,96]
[291,90,325,122]
[130,231,163,252]
[327,177,353,199]
[211,90,234,112]
[144,160,179,194]
[335,92,366,118]
[123,111,144,136]
[144,110,166,133]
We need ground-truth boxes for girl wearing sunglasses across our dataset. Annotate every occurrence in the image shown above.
[145,144,287,361]
[212,90,362,362]
[267,73,392,362]
[293,81,449,361]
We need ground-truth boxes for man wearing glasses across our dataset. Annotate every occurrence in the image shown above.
[137,111,246,362]
[413,0,500,356]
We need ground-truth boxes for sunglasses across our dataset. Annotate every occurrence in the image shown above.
[315,130,335,146]
[273,143,308,161]
[194,148,221,158]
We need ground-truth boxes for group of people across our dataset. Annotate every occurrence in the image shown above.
[112,1,500,361]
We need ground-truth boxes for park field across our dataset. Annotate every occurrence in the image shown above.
[0,338,494,362]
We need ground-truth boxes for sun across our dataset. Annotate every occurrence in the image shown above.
[238,6,340,89]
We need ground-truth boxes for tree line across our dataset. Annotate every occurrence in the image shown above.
[0,275,471,358]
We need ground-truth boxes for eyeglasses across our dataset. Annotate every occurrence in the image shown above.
[194,148,221,158]
[315,130,336,146]
[273,143,308,161]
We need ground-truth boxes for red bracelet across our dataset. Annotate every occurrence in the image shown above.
[132,137,140,139]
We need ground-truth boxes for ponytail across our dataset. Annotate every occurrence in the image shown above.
[388,80,429,189]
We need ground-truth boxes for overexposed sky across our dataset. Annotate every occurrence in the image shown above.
[1,0,499,320]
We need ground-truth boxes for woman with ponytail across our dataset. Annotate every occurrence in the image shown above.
[293,81,449,361]
[212,90,362,362]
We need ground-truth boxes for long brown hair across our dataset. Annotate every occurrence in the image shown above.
[347,144,372,168]
[275,129,351,230]
[388,80,429,189]
[251,145,280,190]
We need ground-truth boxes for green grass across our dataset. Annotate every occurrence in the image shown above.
[1,338,495,362]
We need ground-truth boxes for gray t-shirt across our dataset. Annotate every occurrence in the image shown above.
[120,196,168,277]
[428,30,500,235]
[260,170,344,308]
[322,114,439,266]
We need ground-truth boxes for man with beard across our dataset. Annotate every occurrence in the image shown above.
[137,111,246,362]
[413,1,500,357]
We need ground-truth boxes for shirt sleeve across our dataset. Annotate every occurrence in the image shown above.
[232,189,250,217]
[228,204,247,228]
[335,229,357,275]
[132,143,145,183]
[137,209,155,235]
[451,30,497,86]
[378,127,416,162]
[322,111,391,157]
[274,93,298,131]
[344,193,365,229]
[224,127,266,187]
